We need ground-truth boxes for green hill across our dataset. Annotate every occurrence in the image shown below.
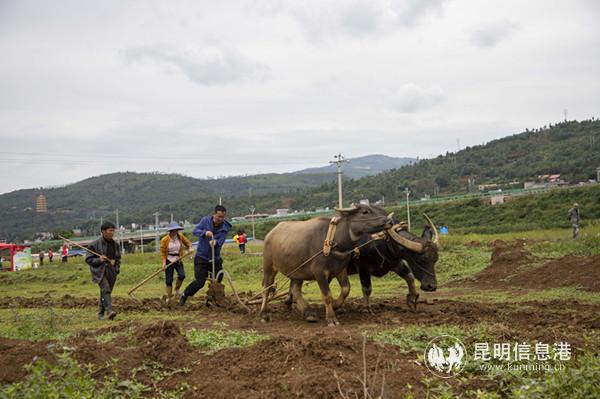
[389,184,600,234]
[0,172,333,241]
[341,119,600,202]
[2,119,599,242]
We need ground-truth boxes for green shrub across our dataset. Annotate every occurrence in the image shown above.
[511,354,600,399]
[0,352,147,399]
[186,328,268,355]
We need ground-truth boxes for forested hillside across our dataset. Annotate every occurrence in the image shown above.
[342,119,600,202]
[2,119,599,241]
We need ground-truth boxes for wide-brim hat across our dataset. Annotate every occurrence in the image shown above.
[573,203,579,207]
[167,222,184,232]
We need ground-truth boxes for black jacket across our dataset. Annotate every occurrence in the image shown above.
[85,237,121,283]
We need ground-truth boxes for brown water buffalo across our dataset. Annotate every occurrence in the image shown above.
[259,204,393,326]
[347,216,439,312]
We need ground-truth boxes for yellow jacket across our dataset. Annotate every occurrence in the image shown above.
[160,233,193,262]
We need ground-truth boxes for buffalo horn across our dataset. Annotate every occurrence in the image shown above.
[423,214,440,247]
[388,226,424,253]
[335,206,357,213]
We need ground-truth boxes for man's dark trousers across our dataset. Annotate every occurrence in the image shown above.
[98,265,117,314]
[183,257,223,297]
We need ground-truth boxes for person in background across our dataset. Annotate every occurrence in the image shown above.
[160,222,193,302]
[568,202,581,239]
[237,230,248,254]
[61,243,69,263]
[179,205,232,306]
[48,248,54,262]
[38,250,44,266]
[85,221,121,320]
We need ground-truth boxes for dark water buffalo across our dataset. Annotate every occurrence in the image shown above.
[260,204,393,326]
[347,216,439,311]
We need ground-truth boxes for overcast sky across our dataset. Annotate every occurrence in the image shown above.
[1,0,599,194]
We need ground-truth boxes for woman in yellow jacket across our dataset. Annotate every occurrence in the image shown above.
[160,222,193,301]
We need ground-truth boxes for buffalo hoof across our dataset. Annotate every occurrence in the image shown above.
[327,318,340,327]
[406,294,419,313]
[304,313,319,323]
[260,313,271,323]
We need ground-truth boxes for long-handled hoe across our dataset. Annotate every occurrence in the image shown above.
[206,240,250,312]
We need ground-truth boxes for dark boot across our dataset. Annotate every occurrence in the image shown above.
[97,297,105,319]
[101,291,115,319]
[174,279,184,298]
[178,294,187,306]
[163,286,173,303]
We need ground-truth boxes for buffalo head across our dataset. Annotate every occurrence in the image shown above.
[336,204,394,241]
[387,215,439,292]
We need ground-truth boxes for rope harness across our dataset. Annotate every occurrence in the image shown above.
[323,216,340,257]
[248,218,435,305]
[248,216,391,304]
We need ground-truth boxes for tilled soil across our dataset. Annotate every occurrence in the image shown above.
[3,245,600,397]
[451,240,600,291]
[1,295,599,398]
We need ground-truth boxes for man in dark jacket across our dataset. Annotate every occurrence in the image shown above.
[568,202,581,239]
[85,221,121,320]
[179,205,232,305]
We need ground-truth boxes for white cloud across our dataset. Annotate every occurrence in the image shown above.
[390,0,447,27]
[278,0,447,41]
[121,44,269,85]
[469,20,520,48]
[392,84,446,113]
[0,0,599,193]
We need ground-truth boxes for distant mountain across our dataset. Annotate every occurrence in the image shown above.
[3,117,600,243]
[0,154,415,241]
[292,154,417,179]
[0,171,334,241]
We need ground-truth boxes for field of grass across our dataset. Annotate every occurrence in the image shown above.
[3,223,600,303]
[2,224,600,398]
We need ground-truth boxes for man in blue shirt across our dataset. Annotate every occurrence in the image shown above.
[179,205,232,305]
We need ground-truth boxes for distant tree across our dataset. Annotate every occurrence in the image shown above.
[56,230,73,239]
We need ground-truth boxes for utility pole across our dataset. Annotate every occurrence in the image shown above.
[115,209,124,253]
[249,206,256,239]
[140,225,144,255]
[405,187,411,231]
[330,153,349,208]
[170,213,174,223]
[153,212,160,253]
[564,108,568,122]
[454,138,460,168]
